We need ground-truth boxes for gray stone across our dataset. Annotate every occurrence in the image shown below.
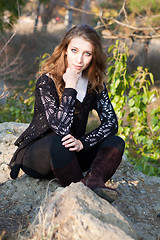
[26,182,136,240]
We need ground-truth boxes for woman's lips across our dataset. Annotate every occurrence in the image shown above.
[73,65,82,70]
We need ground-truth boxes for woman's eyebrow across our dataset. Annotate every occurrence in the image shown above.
[70,46,92,52]
[70,45,78,49]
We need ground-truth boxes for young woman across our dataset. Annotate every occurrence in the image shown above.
[9,24,125,203]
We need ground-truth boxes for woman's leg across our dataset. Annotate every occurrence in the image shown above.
[21,135,55,179]
[80,135,125,203]
[21,134,83,185]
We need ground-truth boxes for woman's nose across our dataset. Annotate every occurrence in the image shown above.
[76,54,83,63]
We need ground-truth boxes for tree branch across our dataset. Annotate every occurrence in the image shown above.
[0,30,16,55]
[68,4,160,40]
[118,0,129,24]
[0,91,9,100]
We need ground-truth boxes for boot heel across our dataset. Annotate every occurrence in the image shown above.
[93,187,119,203]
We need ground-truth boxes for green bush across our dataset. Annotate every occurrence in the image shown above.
[0,53,48,123]
[107,40,160,176]
[0,79,35,123]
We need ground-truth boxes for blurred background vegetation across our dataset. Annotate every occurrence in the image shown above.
[0,0,160,176]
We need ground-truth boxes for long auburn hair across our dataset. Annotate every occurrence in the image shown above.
[40,24,106,99]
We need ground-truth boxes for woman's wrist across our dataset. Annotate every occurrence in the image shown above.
[77,140,83,151]
[65,83,76,89]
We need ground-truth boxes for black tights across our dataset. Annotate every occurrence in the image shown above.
[21,133,125,179]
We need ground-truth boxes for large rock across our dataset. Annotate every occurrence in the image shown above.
[0,122,160,240]
[0,122,29,183]
[26,182,136,240]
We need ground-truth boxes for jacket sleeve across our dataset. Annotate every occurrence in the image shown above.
[79,83,118,150]
[36,75,77,136]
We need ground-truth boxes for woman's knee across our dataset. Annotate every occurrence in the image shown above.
[42,134,68,156]
[48,135,76,169]
[113,135,125,152]
[101,135,125,152]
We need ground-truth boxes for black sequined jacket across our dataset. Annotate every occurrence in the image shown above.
[9,74,118,179]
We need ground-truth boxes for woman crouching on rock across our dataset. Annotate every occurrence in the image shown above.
[9,24,125,203]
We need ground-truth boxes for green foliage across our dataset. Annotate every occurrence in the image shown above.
[39,0,50,4]
[107,40,160,176]
[0,53,50,123]
[128,0,160,15]
[0,0,26,32]
[100,0,160,29]
[100,0,123,10]
[101,0,160,15]
[0,79,35,123]
[0,52,51,123]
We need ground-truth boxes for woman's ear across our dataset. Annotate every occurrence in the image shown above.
[65,47,68,55]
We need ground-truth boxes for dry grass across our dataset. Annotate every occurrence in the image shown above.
[19,179,61,240]
[22,207,59,240]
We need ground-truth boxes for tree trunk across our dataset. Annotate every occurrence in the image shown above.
[34,0,41,33]
[67,0,74,31]
[81,0,91,25]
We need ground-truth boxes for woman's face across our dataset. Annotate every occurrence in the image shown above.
[66,37,93,74]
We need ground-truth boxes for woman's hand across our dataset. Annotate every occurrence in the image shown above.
[62,134,83,152]
[63,68,79,89]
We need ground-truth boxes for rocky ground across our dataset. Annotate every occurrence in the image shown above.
[0,122,160,240]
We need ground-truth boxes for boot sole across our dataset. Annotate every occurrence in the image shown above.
[93,188,118,203]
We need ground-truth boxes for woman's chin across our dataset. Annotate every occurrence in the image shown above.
[76,70,82,74]
[73,69,81,74]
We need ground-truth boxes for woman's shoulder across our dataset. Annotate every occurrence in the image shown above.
[36,74,55,88]
[96,82,108,95]
[102,81,108,89]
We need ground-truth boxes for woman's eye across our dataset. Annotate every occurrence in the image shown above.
[86,52,92,56]
[71,49,77,53]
